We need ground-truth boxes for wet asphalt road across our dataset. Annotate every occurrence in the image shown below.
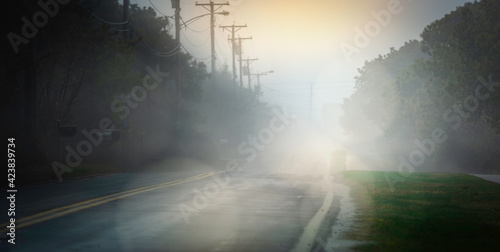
[472,174,500,184]
[1,133,347,252]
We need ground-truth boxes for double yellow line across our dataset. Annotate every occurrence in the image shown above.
[1,171,223,233]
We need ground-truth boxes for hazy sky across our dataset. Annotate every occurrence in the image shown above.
[133,0,472,120]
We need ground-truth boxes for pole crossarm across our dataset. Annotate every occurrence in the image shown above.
[238,57,258,63]
[251,71,273,86]
[239,57,258,88]
[220,24,247,33]
[195,1,230,74]
[195,1,229,11]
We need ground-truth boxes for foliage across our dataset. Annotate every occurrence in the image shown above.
[341,0,500,172]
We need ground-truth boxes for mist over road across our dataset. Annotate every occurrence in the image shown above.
[1,125,351,252]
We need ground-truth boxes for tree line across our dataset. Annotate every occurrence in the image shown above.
[340,0,500,173]
[1,0,268,184]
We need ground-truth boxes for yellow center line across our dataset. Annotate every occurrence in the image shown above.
[12,172,209,224]
[1,171,223,232]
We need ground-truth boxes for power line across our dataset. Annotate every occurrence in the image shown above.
[89,3,180,61]
[91,2,226,62]
[214,51,225,70]
[180,15,212,33]
[214,25,232,60]
[148,0,173,19]
[92,15,129,25]
[183,21,210,33]
[181,45,211,61]
[214,33,231,61]
[139,40,179,57]
[91,18,130,31]
[181,30,210,48]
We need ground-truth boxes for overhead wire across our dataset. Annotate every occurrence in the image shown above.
[214,22,232,57]
[184,24,210,33]
[91,18,130,31]
[89,2,180,59]
[139,40,179,57]
[148,0,173,19]
[92,15,129,25]
[181,45,211,61]
[181,29,210,48]
[214,51,225,69]
[91,1,231,60]
[180,16,210,33]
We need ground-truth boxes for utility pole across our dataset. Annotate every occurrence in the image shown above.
[220,23,246,88]
[251,71,273,86]
[238,57,258,88]
[172,0,182,144]
[235,36,252,87]
[251,71,273,101]
[251,72,267,86]
[123,0,129,38]
[195,1,229,74]
[123,0,130,164]
[173,0,181,99]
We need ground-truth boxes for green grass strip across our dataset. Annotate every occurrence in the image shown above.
[342,171,500,252]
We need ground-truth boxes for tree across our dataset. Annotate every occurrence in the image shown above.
[340,0,500,172]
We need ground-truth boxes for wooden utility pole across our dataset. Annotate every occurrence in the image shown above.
[235,36,252,86]
[172,0,183,144]
[195,1,229,74]
[220,24,247,88]
[123,0,129,38]
[251,72,268,86]
[123,0,131,161]
[239,57,258,88]
[173,0,181,99]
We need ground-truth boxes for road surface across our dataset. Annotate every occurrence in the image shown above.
[472,174,500,184]
[1,131,354,251]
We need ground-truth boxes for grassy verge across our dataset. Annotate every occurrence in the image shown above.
[342,171,500,251]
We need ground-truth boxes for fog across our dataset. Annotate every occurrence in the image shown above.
[3,1,500,251]
[3,0,500,183]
